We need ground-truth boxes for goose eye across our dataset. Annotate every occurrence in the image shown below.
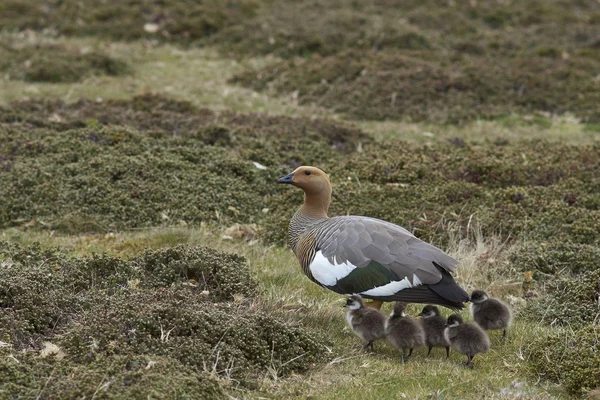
[304,171,311,175]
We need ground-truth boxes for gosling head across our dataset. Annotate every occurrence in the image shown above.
[390,302,407,318]
[344,294,364,311]
[418,305,441,318]
[470,290,489,304]
[446,314,464,328]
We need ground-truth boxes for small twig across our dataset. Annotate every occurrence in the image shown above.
[91,377,111,399]
[36,367,55,400]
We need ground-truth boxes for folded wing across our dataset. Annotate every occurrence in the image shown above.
[307,216,468,309]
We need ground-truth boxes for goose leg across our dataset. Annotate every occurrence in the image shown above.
[363,340,374,352]
[464,354,474,368]
[365,300,383,310]
[427,345,433,356]
[445,346,450,359]
[502,329,507,338]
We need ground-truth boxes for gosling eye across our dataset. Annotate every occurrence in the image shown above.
[304,170,311,176]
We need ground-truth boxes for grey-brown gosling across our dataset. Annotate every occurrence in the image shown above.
[444,314,490,367]
[344,294,386,351]
[470,290,512,338]
[385,302,425,361]
[418,305,451,358]
[277,166,470,310]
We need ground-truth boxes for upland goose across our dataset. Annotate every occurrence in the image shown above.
[470,290,512,338]
[385,302,425,361]
[444,314,490,367]
[278,166,469,310]
[418,305,451,358]
[344,294,386,351]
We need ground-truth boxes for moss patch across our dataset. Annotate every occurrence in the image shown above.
[527,324,600,395]
[0,41,131,83]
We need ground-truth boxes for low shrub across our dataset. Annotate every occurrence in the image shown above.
[527,324,600,395]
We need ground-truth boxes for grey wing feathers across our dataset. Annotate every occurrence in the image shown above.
[315,216,459,283]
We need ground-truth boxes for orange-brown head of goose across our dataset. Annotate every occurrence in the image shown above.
[277,166,332,218]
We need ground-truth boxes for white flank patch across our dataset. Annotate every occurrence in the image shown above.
[309,251,357,286]
[412,274,423,286]
[360,276,415,297]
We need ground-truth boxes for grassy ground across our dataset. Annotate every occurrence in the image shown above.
[1,227,567,399]
[1,1,599,398]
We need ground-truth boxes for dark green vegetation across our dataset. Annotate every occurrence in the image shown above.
[214,0,600,59]
[261,140,600,248]
[0,95,366,233]
[0,39,131,82]
[3,0,599,122]
[523,269,600,326]
[0,241,326,398]
[226,0,600,122]
[527,324,600,396]
[512,234,600,396]
[511,241,600,275]
[512,241,600,324]
[0,0,259,43]
[234,50,600,123]
[1,352,227,400]
[2,95,599,245]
